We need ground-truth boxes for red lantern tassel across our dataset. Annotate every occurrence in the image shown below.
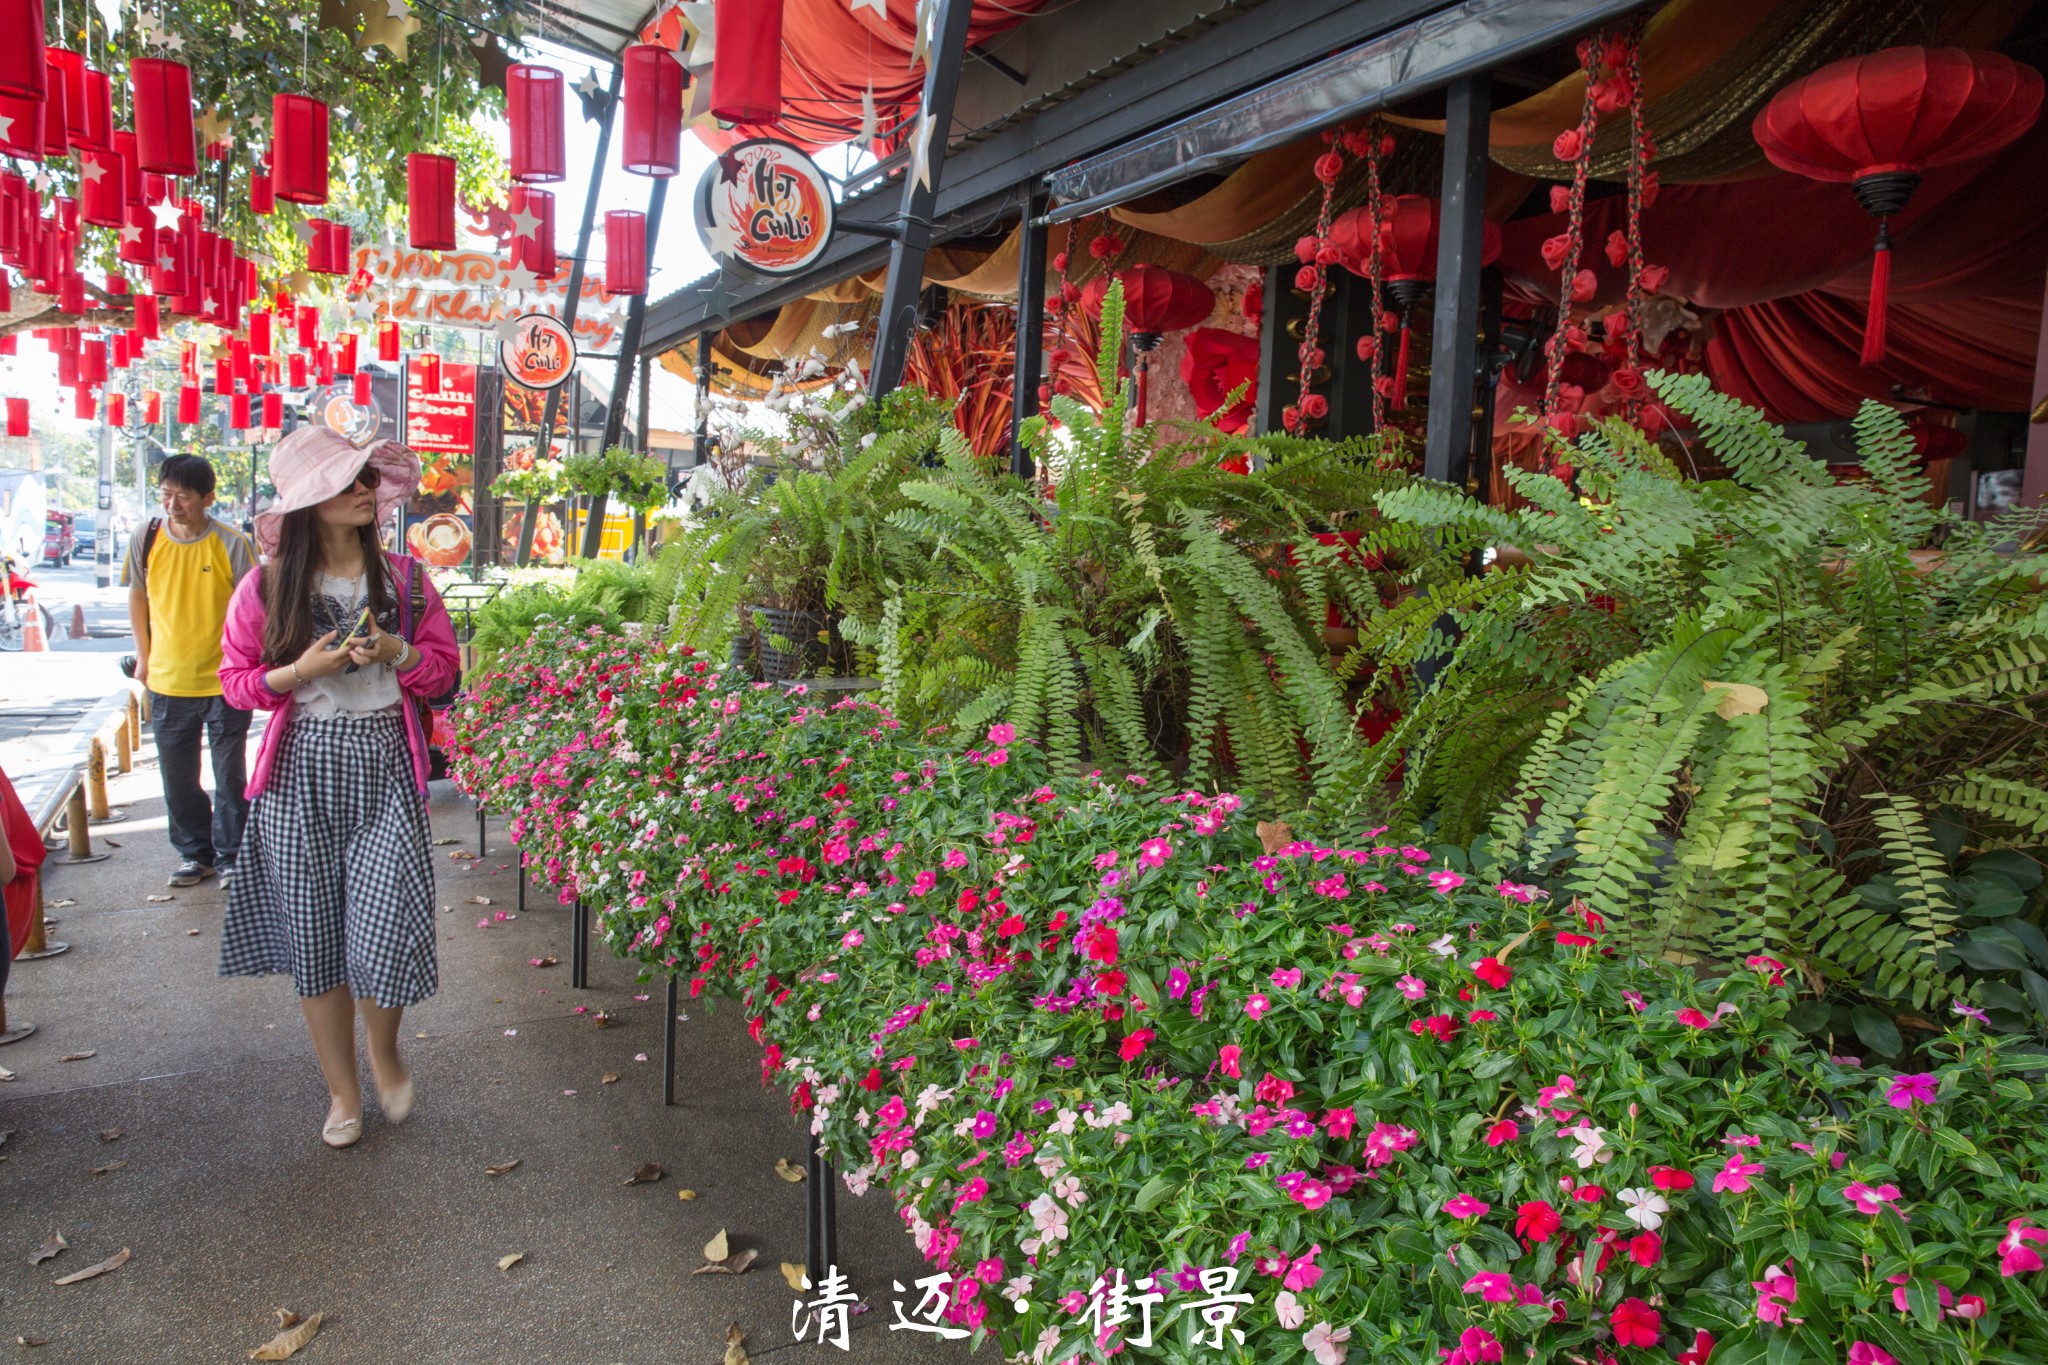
[1861,220,1892,368]
[1392,315,1412,412]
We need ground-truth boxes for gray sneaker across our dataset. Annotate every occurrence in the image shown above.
[168,860,215,888]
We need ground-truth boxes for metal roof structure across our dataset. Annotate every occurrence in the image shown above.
[509,0,657,62]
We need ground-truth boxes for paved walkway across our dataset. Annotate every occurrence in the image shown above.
[0,726,947,1362]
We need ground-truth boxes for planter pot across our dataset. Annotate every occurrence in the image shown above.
[742,604,832,682]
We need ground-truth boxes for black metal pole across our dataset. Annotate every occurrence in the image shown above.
[580,176,670,560]
[516,852,526,914]
[693,334,712,465]
[806,1136,837,1285]
[571,898,588,989]
[518,62,622,566]
[662,974,679,1106]
[868,0,976,399]
[476,803,486,858]
[1008,183,1050,477]
[1423,73,1491,488]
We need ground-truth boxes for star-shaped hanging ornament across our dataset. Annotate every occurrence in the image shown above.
[473,35,517,94]
[385,0,410,15]
[575,70,609,123]
[93,0,122,33]
[910,112,937,191]
[81,157,106,183]
[0,113,16,143]
[848,0,887,15]
[292,218,316,244]
[678,3,715,65]
[493,310,526,347]
[161,28,185,52]
[287,16,308,33]
[702,204,743,259]
[500,261,540,294]
[150,199,185,232]
[859,88,878,142]
[509,205,543,239]
[119,224,142,247]
[228,21,248,39]
[911,0,936,67]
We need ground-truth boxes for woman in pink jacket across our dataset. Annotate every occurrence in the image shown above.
[218,428,459,1149]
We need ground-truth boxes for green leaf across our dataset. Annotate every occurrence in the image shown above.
[1132,1174,1175,1213]
[1850,1005,1904,1058]
[1969,849,2044,893]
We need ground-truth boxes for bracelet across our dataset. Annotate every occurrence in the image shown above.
[393,638,413,669]
[289,662,305,688]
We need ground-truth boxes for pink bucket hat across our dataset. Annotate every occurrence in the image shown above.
[255,427,419,556]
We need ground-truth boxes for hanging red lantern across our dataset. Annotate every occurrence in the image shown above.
[322,220,351,276]
[306,217,333,274]
[79,70,112,151]
[131,59,197,176]
[1329,195,1503,410]
[298,305,318,349]
[45,49,89,146]
[37,55,67,158]
[73,386,96,421]
[416,351,441,395]
[507,65,566,183]
[378,319,400,360]
[215,356,234,396]
[0,92,40,159]
[316,344,334,386]
[0,0,44,100]
[509,185,556,278]
[289,353,307,388]
[1079,265,1215,424]
[337,331,358,376]
[353,370,372,405]
[604,209,647,296]
[134,292,160,341]
[143,389,162,424]
[80,148,125,228]
[107,390,125,427]
[57,272,83,314]
[711,0,783,125]
[1754,48,2043,366]
[261,391,281,429]
[406,152,457,250]
[250,309,272,356]
[177,383,200,423]
[3,395,24,437]
[271,93,330,205]
[80,339,107,384]
[111,130,143,205]
[229,392,251,430]
[621,44,683,177]
[250,167,275,216]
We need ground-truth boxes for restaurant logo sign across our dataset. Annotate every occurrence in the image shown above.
[695,139,835,276]
[498,313,577,392]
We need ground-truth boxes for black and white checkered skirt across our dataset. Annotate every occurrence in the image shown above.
[219,709,438,1007]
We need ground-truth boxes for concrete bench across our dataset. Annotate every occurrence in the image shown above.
[10,683,148,959]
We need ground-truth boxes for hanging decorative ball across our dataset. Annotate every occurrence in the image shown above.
[506,65,567,184]
[271,92,331,205]
[604,209,647,296]
[406,152,457,251]
[710,0,784,125]
[509,185,556,279]
[416,351,442,395]
[1078,265,1214,348]
[1754,47,2043,365]
[0,0,44,100]
[131,59,198,176]
[620,44,683,177]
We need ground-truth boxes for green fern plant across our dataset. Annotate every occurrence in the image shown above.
[1368,372,2048,1041]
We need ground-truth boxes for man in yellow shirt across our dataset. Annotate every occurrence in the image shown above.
[124,456,258,888]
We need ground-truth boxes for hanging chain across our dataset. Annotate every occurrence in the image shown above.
[1621,14,1649,422]
[1541,30,1604,426]
[1363,121,1387,440]
[1289,134,1346,433]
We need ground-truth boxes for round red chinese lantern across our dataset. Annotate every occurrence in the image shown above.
[1080,265,1214,425]
[271,92,330,205]
[506,65,566,184]
[131,59,197,176]
[621,44,683,177]
[1754,48,2043,366]
[407,152,457,251]
[1330,195,1503,409]
[605,209,647,296]
[711,0,783,125]
[510,186,556,279]
[0,0,44,100]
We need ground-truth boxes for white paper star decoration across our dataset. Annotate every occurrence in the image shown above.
[848,0,886,14]
[509,205,543,240]
[385,0,411,16]
[500,261,540,294]
[910,112,936,191]
[150,199,185,232]
[859,88,878,142]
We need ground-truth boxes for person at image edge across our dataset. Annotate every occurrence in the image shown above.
[215,428,458,1149]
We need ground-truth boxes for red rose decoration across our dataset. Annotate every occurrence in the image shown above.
[1547,411,1582,440]
[1088,234,1122,261]
[1313,151,1344,184]
[1282,405,1302,432]
[1295,235,1320,264]
[1293,265,1320,291]
[1609,367,1645,396]
[1570,268,1598,303]
[1052,251,1069,272]
[1036,384,1052,407]
[1642,171,1661,207]
[1060,281,1080,303]
[1355,336,1378,361]
[1552,127,1584,162]
[1297,344,1324,368]
[1549,185,1571,214]
[1301,392,1329,420]
[1638,263,1670,293]
[1540,233,1572,272]
[1180,326,1260,434]
[1605,230,1628,267]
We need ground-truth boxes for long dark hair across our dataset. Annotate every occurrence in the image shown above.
[260,507,395,665]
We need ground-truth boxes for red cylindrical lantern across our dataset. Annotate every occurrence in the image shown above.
[306,217,333,274]
[406,152,457,251]
[58,272,83,314]
[4,395,26,437]
[250,310,271,356]
[271,93,330,205]
[378,319,400,360]
[38,56,68,158]
[111,130,143,205]
[177,383,200,423]
[46,49,88,145]
[0,335,14,356]
[0,0,45,100]
[604,209,647,296]
[711,0,783,125]
[322,220,351,276]
[215,357,234,396]
[416,351,441,394]
[80,339,107,384]
[289,353,308,388]
[131,59,197,176]
[338,331,358,375]
[79,70,112,151]
[506,65,566,184]
[0,271,10,311]
[108,391,125,427]
[621,44,683,177]
[81,148,125,227]
[353,369,372,405]
[298,305,318,349]
[229,392,251,430]
[144,389,162,423]
[73,387,94,420]
[250,169,275,216]
[135,292,161,341]
[510,186,556,279]
[261,391,282,428]
[0,92,41,159]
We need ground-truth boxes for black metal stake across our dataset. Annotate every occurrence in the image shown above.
[662,975,679,1107]
[515,852,525,914]
[571,898,588,989]
[476,803,487,858]
[806,1139,838,1287]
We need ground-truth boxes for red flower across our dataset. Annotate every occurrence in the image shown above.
[1571,268,1598,303]
[1313,151,1344,184]
[1094,969,1126,997]
[1082,924,1119,965]
[1355,336,1377,361]
[1408,1013,1460,1043]
[1540,233,1573,272]
[1515,1200,1560,1243]
[997,915,1027,938]
[1556,930,1599,947]
[1676,1330,1716,1365]
[1610,1297,1660,1349]
[1552,127,1585,162]
[777,889,800,905]
[1472,957,1511,989]
[1051,251,1069,272]
[1301,393,1329,420]
[1293,265,1320,292]
[747,1014,765,1044]
[1609,367,1645,396]
[1119,1028,1154,1062]
[1295,235,1321,264]
[1605,230,1629,268]
[1626,1230,1663,1267]
[1088,234,1122,261]
[1549,185,1571,213]
[859,1067,884,1092]
[1639,263,1670,293]
[958,887,981,914]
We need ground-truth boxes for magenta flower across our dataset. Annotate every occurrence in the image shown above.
[1282,1244,1323,1292]
[1484,1119,1518,1147]
[1244,993,1272,1020]
[1167,967,1191,999]
[1752,1261,1799,1325]
[1396,974,1428,1001]
[1952,1000,1990,1025]
[1138,837,1173,868]
[1362,1122,1418,1167]
[1426,868,1466,895]
[1450,1326,1503,1365]
[1840,1181,1902,1217]
[1290,1178,1332,1211]
[1713,1154,1765,1194]
[1847,1346,1898,1365]
[970,1109,999,1140]
[1886,1072,1939,1109]
[1224,1232,1250,1263]
[1270,967,1303,989]
[986,722,1015,745]
[1442,1193,1490,1219]
[2001,1218,2048,1276]
[1460,1272,1515,1303]
[1217,1044,1242,1078]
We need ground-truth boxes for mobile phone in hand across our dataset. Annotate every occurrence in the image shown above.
[341,606,375,674]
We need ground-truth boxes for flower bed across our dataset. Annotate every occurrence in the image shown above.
[454,623,2048,1365]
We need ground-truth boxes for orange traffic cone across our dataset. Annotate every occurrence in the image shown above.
[68,602,86,639]
[20,593,48,652]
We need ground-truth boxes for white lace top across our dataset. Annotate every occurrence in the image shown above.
[292,571,404,718]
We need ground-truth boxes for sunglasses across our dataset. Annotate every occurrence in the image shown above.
[350,465,381,491]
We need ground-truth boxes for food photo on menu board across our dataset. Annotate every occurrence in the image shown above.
[402,359,479,568]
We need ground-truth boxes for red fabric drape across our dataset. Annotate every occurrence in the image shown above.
[0,767,45,960]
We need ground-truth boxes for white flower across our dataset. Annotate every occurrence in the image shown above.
[1303,1322,1351,1365]
[1027,1193,1069,1240]
[1032,1325,1062,1364]
[1274,1290,1305,1330]
[1427,933,1458,957]
[842,1165,870,1197]
[1618,1187,1667,1230]
[1034,1151,1065,1180]
[1569,1123,1613,1169]
[900,1150,919,1170]
[1006,1275,1035,1303]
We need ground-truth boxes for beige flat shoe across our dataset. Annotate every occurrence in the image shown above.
[322,1113,363,1149]
[380,1074,416,1125]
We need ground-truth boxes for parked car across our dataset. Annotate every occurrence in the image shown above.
[43,509,75,566]
[72,512,96,556]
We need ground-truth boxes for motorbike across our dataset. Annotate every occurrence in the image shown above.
[0,553,56,652]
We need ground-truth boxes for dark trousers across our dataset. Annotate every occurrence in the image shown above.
[151,692,252,868]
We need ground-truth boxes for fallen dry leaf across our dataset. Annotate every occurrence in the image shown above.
[1256,819,1294,854]
[694,1248,758,1276]
[780,1262,808,1292]
[60,1052,95,1063]
[450,850,478,861]
[484,1159,522,1177]
[145,894,174,903]
[103,839,120,848]
[529,956,558,968]
[1704,679,1769,719]
[186,929,201,936]
[98,1128,122,1143]
[773,1158,805,1183]
[497,1253,524,1272]
[601,1073,620,1085]
[676,1188,697,1201]
[17,1336,48,1347]
[53,1246,129,1284]
[724,1323,750,1365]
[432,837,458,846]
[0,1066,15,1082]
[90,1160,127,1176]
[51,899,76,908]
[248,1311,322,1361]
[29,1231,66,1265]
[466,895,492,906]
[703,1229,729,1263]
[273,1310,301,1330]
[623,1162,665,1187]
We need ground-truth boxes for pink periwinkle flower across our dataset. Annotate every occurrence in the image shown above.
[1886,1072,1939,1109]
[2001,1218,2048,1276]
[1714,1155,1765,1194]
[1841,1181,1903,1217]
[1443,1193,1490,1219]
[1396,974,1428,1001]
